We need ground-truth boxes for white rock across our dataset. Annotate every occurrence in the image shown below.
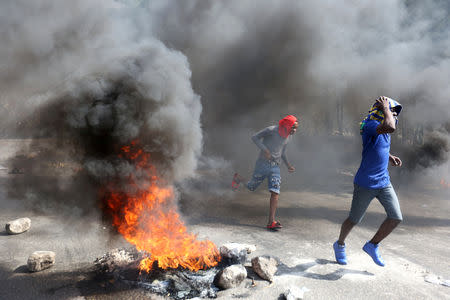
[441,279,450,287]
[27,251,55,272]
[251,256,278,282]
[424,274,450,287]
[220,243,256,264]
[5,217,31,234]
[215,264,247,290]
[221,243,256,254]
[283,286,309,300]
[424,275,441,285]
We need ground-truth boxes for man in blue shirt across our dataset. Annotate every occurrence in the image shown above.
[333,96,403,267]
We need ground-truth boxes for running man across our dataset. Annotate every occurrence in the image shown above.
[233,115,298,231]
[333,96,403,266]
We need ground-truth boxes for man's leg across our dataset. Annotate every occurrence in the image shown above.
[363,184,402,266]
[334,218,357,265]
[268,191,279,225]
[371,184,403,243]
[339,184,374,244]
[234,173,246,183]
[267,166,282,228]
[334,184,374,265]
[232,173,247,191]
[246,160,266,192]
[337,218,356,245]
[369,218,401,244]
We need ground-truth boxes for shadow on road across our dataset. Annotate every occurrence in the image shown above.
[276,258,374,281]
[187,200,450,230]
[13,265,29,274]
[0,264,149,300]
[277,206,450,228]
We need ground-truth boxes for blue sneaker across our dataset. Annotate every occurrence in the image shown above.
[333,241,347,265]
[363,241,385,266]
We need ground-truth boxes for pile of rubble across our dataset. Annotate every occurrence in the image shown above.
[4,217,307,299]
[94,242,297,300]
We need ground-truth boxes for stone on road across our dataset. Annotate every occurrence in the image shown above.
[5,217,31,234]
[215,264,247,290]
[27,251,56,272]
[251,256,278,282]
[282,286,309,300]
[220,242,256,265]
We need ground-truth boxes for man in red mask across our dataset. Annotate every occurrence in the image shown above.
[233,115,298,230]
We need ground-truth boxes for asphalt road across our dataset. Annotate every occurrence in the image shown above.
[1,182,449,299]
[0,139,449,299]
[192,186,450,300]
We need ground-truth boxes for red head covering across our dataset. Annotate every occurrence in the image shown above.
[278,115,298,138]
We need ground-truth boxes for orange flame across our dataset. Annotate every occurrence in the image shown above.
[104,141,220,272]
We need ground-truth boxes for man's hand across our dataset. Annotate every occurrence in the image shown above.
[389,154,402,167]
[375,96,391,110]
[263,149,272,160]
[288,165,295,173]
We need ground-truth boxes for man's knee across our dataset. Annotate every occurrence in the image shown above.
[345,217,357,226]
[388,217,402,225]
[247,182,256,191]
[348,214,363,225]
[386,209,403,223]
[247,175,264,191]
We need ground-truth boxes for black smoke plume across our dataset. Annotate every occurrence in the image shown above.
[1,0,449,217]
[1,1,202,217]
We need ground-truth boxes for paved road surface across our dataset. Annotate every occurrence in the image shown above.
[1,184,449,299]
[0,139,449,299]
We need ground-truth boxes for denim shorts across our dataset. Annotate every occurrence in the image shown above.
[247,159,281,194]
[349,183,403,224]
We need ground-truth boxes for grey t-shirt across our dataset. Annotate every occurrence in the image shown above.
[252,125,291,166]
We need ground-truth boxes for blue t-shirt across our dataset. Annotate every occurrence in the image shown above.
[354,119,391,189]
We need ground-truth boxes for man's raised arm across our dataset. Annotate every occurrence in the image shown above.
[376,96,396,134]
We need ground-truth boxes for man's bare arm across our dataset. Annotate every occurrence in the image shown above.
[376,96,396,134]
[281,144,295,172]
[251,128,272,160]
